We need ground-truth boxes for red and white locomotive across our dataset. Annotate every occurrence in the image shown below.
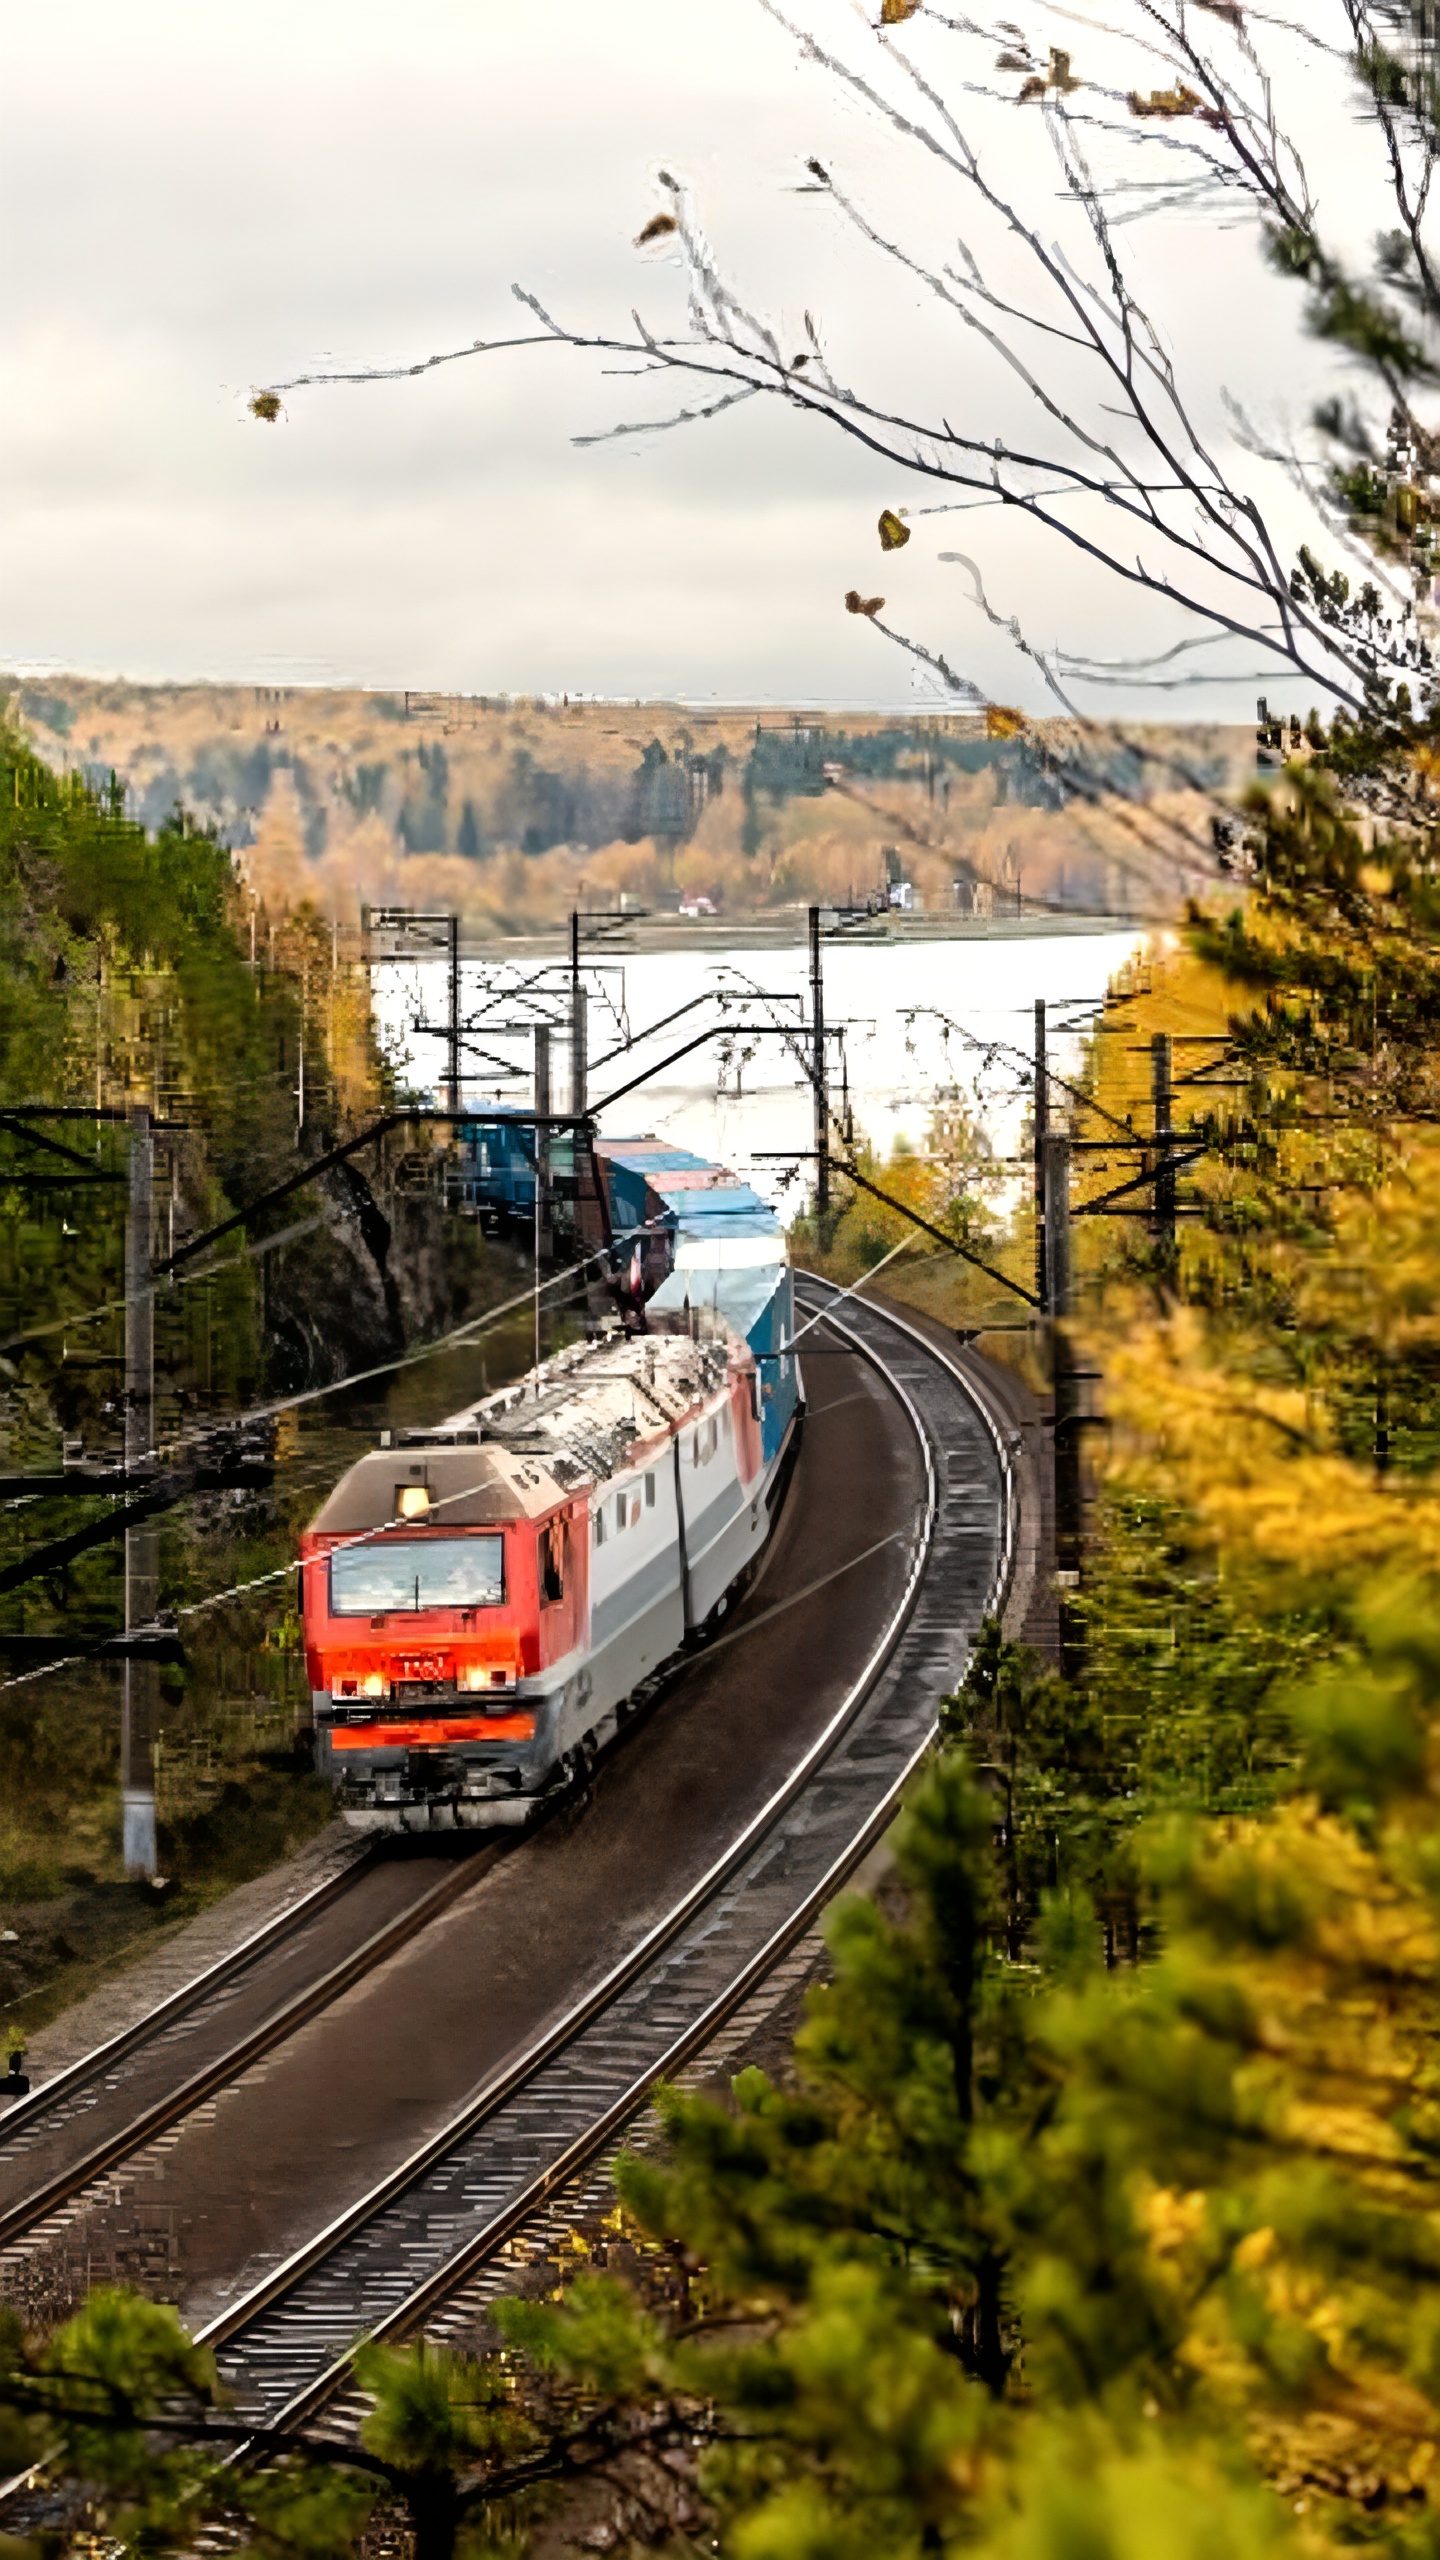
[301,1318,798,1830]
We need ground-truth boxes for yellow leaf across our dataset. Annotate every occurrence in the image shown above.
[1129,82,1204,118]
[878,509,910,552]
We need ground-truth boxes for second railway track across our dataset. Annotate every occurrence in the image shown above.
[0,1845,502,2249]
[198,1279,1016,2425]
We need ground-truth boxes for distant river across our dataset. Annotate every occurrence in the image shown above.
[371,924,1148,1204]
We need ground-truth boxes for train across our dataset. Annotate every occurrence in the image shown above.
[301,1136,802,1831]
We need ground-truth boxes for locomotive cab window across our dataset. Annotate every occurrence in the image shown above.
[330,1535,504,1616]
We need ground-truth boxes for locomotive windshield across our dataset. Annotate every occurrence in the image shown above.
[329,1535,505,1616]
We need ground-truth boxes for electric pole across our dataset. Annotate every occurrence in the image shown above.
[123,1105,158,1880]
[445,913,461,1114]
[809,905,829,1222]
[569,931,588,1125]
[1044,1124,1081,1667]
[1033,997,1048,1310]
[533,1024,552,1270]
[1043,1129,1071,1318]
[1151,1030,1175,1281]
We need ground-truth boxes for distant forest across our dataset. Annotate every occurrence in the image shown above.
[13,688,1197,861]
[4,679,1244,924]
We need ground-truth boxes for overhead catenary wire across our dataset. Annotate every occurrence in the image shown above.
[0,1212,688,1697]
[781,1232,918,1352]
[4,963,1103,1682]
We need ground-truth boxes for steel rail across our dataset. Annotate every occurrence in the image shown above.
[270,1764,933,2437]
[0,1846,377,2146]
[197,1283,1014,2428]
[0,1316,876,2252]
[369,1286,1021,2366]
[195,1350,935,2377]
[383,1285,1019,2359]
[0,1849,506,2248]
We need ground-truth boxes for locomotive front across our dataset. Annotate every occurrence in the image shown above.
[301,1437,586,1831]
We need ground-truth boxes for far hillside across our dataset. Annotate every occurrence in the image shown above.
[4,675,1253,931]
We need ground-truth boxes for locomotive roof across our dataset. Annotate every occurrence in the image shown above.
[306,1328,734,1538]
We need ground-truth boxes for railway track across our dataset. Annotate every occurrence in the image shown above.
[0,1283,1016,2443]
[318,1920,834,2444]
[189,1279,1016,2427]
[0,1308,908,2335]
[0,1844,501,2249]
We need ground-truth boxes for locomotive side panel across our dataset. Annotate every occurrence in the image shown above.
[299,1292,798,1832]
[676,1395,769,1627]
[577,1453,685,1738]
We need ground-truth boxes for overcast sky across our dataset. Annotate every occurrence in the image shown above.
[1,0,1380,717]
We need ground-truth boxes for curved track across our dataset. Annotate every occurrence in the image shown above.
[200,1279,1014,2424]
[0,1285,1014,2428]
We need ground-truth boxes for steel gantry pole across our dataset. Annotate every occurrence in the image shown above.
[1043,1130,1072,1320]
[533,1019,552,1286]
[1043,1123,1081,1667]
[569,911,588,1123]
[445,914,461,1114]
[1151,1030,1175,1279]
[533,1022,552,1373]
[123,1105,158,1879]
[809,905,829,1223]
[1033,997,1048,1311]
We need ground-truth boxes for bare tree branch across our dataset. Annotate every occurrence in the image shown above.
[254,0,1439,731]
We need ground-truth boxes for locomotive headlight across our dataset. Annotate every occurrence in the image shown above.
[462,1664,488,1693]
[361,1671,385,1698]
